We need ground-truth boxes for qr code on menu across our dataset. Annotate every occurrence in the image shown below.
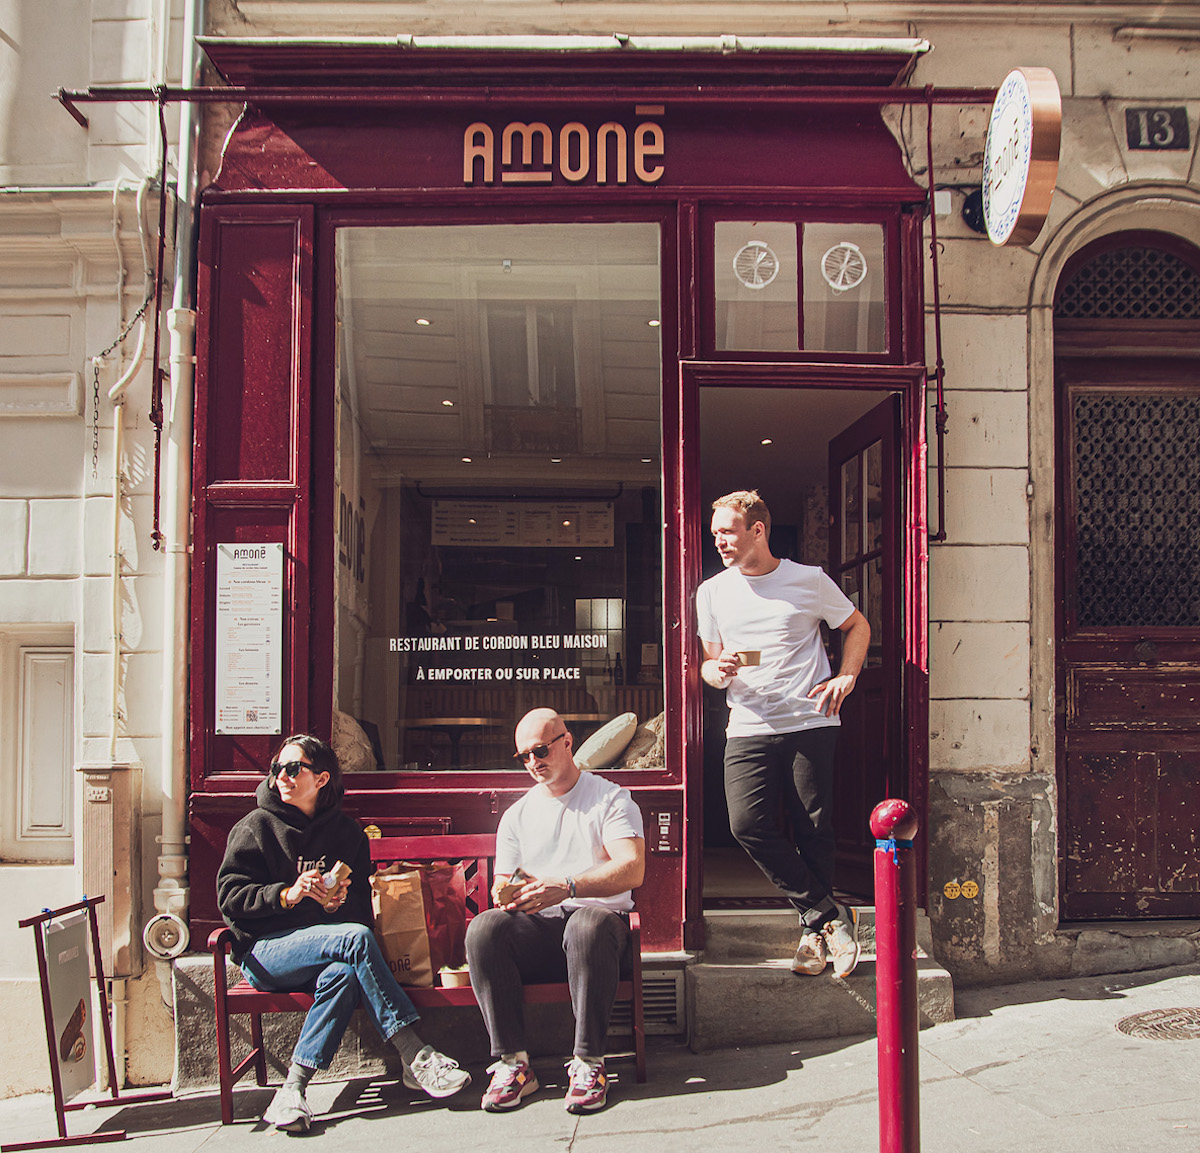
[246,709,259,723]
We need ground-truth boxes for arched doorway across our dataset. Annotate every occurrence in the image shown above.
[1055,232,1200,919]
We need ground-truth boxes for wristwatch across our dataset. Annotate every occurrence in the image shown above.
[565,876,576,899]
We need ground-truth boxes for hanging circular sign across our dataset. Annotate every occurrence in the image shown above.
[981,67,1062,247]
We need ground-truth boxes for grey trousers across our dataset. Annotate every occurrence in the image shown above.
[464,904,630,1060]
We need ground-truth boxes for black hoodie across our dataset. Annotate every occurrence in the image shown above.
[217,777,375,962]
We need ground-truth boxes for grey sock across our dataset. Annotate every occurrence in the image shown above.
[284,1061,315,1091]
[391,1025,426,1067]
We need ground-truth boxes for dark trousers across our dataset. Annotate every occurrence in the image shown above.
[724,726,840,928]
[464,904,629,1061]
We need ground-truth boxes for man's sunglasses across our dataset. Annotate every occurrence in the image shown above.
[512,731,566,764]
[270,760,314,780]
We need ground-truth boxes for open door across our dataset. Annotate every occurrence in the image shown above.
[828,394,902,896]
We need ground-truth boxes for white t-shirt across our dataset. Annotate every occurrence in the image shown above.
[696,558,855,737]
[495,770,645,913]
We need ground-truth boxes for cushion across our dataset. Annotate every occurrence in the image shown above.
[619,712,665,768]
[573,712,639,770]
[331,708,377,773]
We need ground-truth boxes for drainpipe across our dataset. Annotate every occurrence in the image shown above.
[144,0,202,987]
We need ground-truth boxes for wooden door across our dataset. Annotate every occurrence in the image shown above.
[1058,360,1200,919]
[828,394,902,896]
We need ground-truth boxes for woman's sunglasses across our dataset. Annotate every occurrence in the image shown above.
[512,731,566,763]
[270,760,314,780]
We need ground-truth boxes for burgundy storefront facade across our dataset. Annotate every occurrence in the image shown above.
[187,41,933,955]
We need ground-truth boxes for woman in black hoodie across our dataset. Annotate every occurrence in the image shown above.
[217,733,470,1131]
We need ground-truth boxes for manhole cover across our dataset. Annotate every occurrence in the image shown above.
[1116,1008,1200,1041]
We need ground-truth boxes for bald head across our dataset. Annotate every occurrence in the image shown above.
[513,708,578,796]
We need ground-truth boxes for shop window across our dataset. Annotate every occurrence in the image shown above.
[715,221,799,352]
[712,218,888,355]
[802,223,886,353]
[334,223,664,773]
[0,629,75,862]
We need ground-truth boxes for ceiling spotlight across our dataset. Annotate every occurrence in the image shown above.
[641,457,653,464]
[648,319,661,327]
[468,518,477,524]
[415,317,432,326]
[574,555,582,561]
[562,519,572,527]
[441,399,455,407]
[761,438,773,446]
[461,456,472,463]
[550,457,562,463]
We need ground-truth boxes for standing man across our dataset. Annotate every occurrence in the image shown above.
[696,490,870,978]
[466,708,645,1114]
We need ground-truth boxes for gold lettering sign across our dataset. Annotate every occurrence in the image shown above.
[464,115,665,186]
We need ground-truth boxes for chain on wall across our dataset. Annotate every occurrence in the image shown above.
[89,296,154,479]
[1072,391,1200,628]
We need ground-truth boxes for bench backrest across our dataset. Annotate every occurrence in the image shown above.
[369,833,498,920]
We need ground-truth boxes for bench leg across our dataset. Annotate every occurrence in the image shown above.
[214,998,234,1125]
[251,1014,268,1086]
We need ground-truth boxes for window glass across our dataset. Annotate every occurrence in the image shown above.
[802,223,886,353]
[333,223,664,772]
[715,222,799,351]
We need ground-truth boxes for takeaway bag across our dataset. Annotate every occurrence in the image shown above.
[371,869,433,987]
[419,863,468,972]
[371,862,468,986]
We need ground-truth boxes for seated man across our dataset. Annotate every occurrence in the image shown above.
[466,707,645,1115]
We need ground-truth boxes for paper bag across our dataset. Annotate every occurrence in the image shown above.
[419,863,468,973]
[371,870,433,987]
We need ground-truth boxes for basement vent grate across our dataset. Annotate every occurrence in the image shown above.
[1116,1008,1200,1041]
[609,969,685,1036]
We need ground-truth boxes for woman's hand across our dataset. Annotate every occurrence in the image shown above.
[322,877,351,914]
[284,868,329,907]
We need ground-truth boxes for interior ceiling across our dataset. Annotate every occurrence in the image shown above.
[700,387,890,511]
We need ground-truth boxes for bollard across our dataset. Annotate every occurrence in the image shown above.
[871,798,920,1153]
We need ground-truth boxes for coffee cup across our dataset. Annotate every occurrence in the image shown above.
[736,650,761,666]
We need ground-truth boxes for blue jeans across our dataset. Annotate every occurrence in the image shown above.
[241,922,420,1070]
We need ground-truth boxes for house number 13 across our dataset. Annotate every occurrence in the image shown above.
[1125,107,1189,151]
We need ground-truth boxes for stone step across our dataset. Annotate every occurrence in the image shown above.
[685,956,955,1052]
[701,906,933,963]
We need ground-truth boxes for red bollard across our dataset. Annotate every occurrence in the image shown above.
[871,798,920,1153]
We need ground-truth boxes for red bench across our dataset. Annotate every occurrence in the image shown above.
[208,832,646,1124]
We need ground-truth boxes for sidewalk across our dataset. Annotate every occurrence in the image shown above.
[4,963,1198,1153]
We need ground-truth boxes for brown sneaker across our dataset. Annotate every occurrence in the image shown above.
[791,929,827,975]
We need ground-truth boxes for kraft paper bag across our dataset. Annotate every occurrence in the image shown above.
[371,869,433,987]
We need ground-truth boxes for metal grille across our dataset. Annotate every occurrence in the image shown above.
[608,969,685,1036]
[1117,1007,1200,1040]
[1056,247,1200,319]
[1072,391,1200,628]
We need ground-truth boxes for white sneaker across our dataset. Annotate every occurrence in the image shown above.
[262,1083,312,1131]
[823,907,860,978]
[791,929,827,975]
[403,1044,472,1098]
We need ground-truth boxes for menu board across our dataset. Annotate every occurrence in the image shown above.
[215,542,283,735]
[432,500,613,547]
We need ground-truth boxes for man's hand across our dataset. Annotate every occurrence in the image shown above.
[499,874,569,914]
[809,609,871,716]
[701,643,742,688]
[807,672,858,717]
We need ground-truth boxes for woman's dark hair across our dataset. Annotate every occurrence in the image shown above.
[271,733,343,812]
